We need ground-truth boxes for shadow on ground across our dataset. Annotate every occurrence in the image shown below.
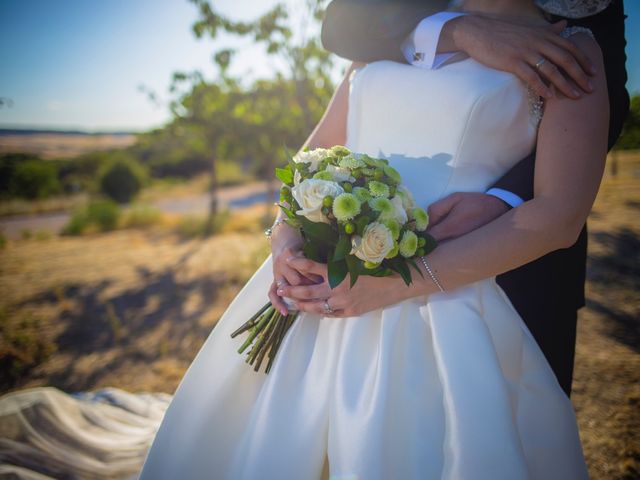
[586,227,640,353]
[13,244,233,391]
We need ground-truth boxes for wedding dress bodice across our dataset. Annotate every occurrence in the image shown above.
[347,58,538,208]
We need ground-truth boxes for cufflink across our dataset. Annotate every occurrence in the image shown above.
[413,52,425,62]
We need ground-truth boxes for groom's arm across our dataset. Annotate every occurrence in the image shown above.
[321,0,444,63]
[322,0,596,98]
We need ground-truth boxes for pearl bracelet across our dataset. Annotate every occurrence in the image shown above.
[419,255,445,292]
[264,218,287,239]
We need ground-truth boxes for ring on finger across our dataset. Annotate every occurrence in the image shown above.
[323,299,335,315]
[276,279,287,288]
[534,58,547,70]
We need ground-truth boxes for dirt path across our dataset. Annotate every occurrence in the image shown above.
[0,181,275,239]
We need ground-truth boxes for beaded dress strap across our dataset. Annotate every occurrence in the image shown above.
[527,26,595,127]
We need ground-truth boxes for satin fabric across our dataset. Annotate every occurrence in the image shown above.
[139,59,588,479]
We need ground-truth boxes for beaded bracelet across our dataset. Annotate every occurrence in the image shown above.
[264,218,287,239]
[419,255,445,292]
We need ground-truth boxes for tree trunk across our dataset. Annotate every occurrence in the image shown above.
[204,156,219,237]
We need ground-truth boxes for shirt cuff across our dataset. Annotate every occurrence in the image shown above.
[485,188,524,209]
[401,11,467,69]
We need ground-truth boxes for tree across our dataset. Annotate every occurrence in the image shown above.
[168,0,335,235]
[99,155,147,204]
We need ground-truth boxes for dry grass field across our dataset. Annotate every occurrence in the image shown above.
[0,152,638,479]
[0,132,137,159]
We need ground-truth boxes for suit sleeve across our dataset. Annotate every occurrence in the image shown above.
[321,0,448,63]
[490,151,536,203]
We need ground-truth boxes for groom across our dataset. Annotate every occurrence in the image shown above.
[321,0,630,396]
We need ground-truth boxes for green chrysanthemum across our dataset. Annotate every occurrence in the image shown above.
[313,171,334,181]
[413,207,429,231]
[368,196,393,214]
[383,165,402,184]
[330,145,351,157]
[382,219,401,240]
[385,242,399,259]
[338,155,366,170]
[399,230,418,258]
[368,180,390,198]
[333,193,362,221]
[361,154,388,169]
[353,186,371,202]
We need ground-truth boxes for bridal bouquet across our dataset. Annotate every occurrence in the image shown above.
[231,146,437,373]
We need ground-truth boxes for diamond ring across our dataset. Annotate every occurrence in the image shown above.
[324,300,335,315]
[534,58,547,70]
[276,279,286,288]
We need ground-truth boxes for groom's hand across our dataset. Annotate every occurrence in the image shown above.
[447,16,596,100]
[426,192,510,241]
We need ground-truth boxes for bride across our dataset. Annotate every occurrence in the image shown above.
[139,0,607,478]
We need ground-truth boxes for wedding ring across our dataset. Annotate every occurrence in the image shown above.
[276,279,286,288]
[324,300,335,314]
[534,58,547,70]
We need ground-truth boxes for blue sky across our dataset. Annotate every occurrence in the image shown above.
[0,0,638,132]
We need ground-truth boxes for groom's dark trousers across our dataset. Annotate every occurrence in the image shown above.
[321,0,630,396]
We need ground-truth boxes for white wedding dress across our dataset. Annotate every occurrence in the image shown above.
[139,56,589,479]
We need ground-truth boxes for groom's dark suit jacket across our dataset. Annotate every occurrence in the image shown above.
[321,0,630,396]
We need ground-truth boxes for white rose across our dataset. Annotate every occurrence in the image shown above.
[396,185,416,212]
[350,222,394,264]
[378,195,408,225]
[293,169,302,186]
[292,178,344,223]
[293,148,329,173]
[325,164,355,183]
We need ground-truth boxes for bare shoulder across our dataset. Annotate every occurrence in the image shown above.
[565,29,603,65]
[544,30,607,114]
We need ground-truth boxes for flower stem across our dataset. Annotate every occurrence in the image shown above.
[237,306,273,354]
[230,302,271,339]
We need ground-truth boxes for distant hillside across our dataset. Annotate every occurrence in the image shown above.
[0,128,137,159]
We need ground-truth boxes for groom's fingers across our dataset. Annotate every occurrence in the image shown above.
[427,193,459,227]
[516,62,554,99]
[547,34,596,90]
[531,41,592,99]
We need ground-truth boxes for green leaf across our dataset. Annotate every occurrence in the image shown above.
[328,259,348,289]
[299,216,338,245]
[303,241,323,262]
[421,233,438,255]
[345,253,362,288]
[279,204,296,219]
[366,267,393,277]
[333,234,350,262]
[387,257,412,286]
[407,258,424,278]
[275,167,293,185]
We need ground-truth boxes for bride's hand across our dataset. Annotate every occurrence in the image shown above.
[268,223,321,315]
[276,257,408,317]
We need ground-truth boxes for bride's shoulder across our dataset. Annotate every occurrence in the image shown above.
[560,26,602,61]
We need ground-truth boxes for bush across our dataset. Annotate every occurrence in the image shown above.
[9,159,61,199]
[174,211,229,238]
[122,204,163,228]
[99,156,147,203]
[63,199,121,235]
[0,309,56,389]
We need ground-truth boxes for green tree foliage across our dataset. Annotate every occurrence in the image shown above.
[159,0,335,234]
[615,95,640,150]
[99,154,147,204]
[1,154,61,199]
